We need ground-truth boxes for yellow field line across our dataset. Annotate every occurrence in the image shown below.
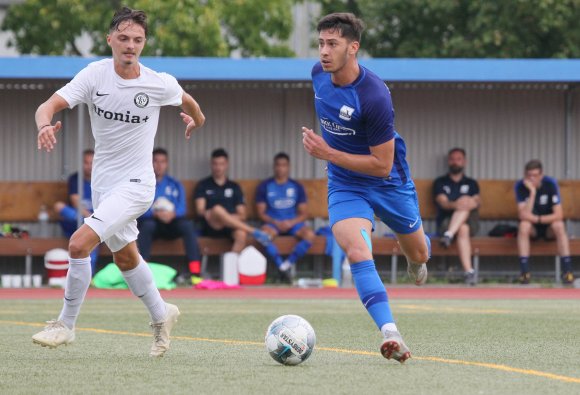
[2,320,578,385]
[397,304,512,314]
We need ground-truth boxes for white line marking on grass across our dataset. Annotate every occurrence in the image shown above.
[2,320,579,385]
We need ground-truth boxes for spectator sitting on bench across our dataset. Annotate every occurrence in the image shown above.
[54,148,98,274]
[194,148,271,255]
[515,159,574,284]
[137,148,202,285]
[256,152,315,282]
[433,147,480,285]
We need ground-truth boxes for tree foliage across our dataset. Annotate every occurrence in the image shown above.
[318,0,580,58]
[1,0,296,57]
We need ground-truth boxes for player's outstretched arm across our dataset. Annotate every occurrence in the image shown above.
[36,93,69,152]
[301,126,394,177]
[180,92,205,139]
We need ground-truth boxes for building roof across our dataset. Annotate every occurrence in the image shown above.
[1,56,580,82]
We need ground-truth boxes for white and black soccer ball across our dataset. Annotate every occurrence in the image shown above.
[265,315,316,366]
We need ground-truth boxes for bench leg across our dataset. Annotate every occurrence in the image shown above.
[201,255,209,279]
[25,252,33,277]
[473,254,479,284]
[390,254,398,284]
[555,256,561,284]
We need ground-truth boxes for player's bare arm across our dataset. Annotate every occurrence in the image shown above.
[195,197,207,219]
[180,92,205,139]
[301,127,394,177]
[538,204,564,224]
[35,93,69,152]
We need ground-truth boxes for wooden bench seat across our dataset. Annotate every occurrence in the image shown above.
[2,178,580,284]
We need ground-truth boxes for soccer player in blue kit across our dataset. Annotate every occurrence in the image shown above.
[302,13,431,363]
[256,152,315,282]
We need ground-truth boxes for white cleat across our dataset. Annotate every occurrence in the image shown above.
[150,303,180,357]
[407,262,428,286]
[380,330,411,364]
[32,320,75,349]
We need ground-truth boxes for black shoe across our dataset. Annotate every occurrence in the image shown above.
[439,234,452,249]
[464,270,476,286]
[562,272,574,284]
[519,272,531,285]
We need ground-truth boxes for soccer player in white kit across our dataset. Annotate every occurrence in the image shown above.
[32,7,205,357]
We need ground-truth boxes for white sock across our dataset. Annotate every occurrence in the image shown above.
[58,256,92,329]
[444,231,453,238]
[381,322,399,335]
[122,258,167,322]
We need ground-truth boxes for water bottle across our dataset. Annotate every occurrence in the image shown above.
[341,258,353,288]
[38,205,49,238]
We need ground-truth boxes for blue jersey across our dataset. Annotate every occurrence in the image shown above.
[312,62,412,188]
[142,174,186,218]
[67,172,93,212]
[515,176,561,216]
[255,178,307,221]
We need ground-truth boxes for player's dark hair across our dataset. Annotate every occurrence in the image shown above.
[82,148,94,157]
[448,147,466,157]
[525,159,543,172]
[153,147,168,158]
[109,7,148,37]
[274,152,290,162]
[211,148,229,160]
[317,13,364,42]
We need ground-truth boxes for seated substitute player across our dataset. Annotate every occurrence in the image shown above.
[302,13,431,364]
[433,147,480,285]
[515,159,574,284]
[255,152,315,282]
[194,148,271,254]
[32,7,205,356]
[53,148,99,274]
[137,148,202,284]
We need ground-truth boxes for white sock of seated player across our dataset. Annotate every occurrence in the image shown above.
[58,256,92,329]
[122,258,167,323]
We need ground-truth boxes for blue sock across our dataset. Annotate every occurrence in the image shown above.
[519,257,530,273]
[265,243,283,268]
[561,256,572,273]
[287,240,312,264]
[350,260,394,329]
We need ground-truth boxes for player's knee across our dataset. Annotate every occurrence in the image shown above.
[407,246,430,265]
[68,236,90,259]
[345,245,371,263]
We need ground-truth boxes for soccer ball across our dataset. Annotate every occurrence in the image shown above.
[265,315,316,366]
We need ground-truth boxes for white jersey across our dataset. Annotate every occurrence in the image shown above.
[57,58,183,192]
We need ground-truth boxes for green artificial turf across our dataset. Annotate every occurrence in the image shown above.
[0,298,579,395]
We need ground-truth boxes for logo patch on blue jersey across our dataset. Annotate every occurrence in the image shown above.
[339,105,355,121]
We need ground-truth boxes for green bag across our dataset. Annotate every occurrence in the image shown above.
[92,262,177,290]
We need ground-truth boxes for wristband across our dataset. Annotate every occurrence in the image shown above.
[37,124,51,132]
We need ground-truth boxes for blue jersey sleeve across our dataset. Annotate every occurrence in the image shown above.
[359,82,395,147]
[545,177,561,205]
[255,180,268,204]
[174,179,187,217]
[295,181,307,205]
[67,173,78,196]
[514,180,528,203]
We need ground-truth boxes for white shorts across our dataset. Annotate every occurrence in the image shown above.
[85,183,154,252]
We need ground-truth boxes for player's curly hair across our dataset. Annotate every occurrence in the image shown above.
[317,13,364,43]
[109,7,148,37]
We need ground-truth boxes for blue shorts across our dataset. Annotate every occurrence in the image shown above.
[328,181,422,234]
[265,222,305,236]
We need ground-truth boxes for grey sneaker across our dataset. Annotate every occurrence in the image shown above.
[150,303,180,357]
[407,262,428,286]
[32,319,75,349]
[464,270,476,286]
[380,330,411,363]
